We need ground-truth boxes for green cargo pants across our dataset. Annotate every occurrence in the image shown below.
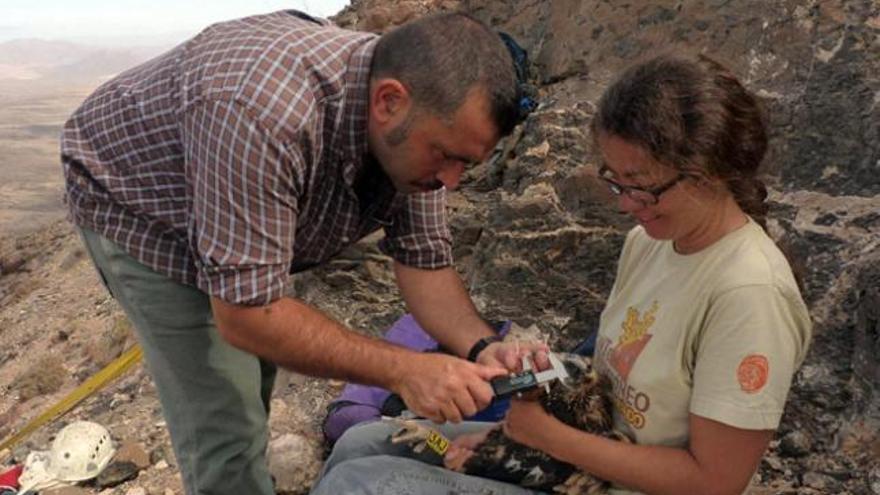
[78,227,277,495]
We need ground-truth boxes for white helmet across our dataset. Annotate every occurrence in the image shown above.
[47,421,116,482]
[17,421,116,493]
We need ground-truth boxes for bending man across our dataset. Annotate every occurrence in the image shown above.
[61,11,542,494]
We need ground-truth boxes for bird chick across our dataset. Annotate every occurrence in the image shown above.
[461,353,630,495]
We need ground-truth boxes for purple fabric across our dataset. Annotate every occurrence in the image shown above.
[322,314,511,443]
[385,314,443,351]
[322,401,383,443]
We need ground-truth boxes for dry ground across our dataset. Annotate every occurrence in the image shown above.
[0,80,95,236]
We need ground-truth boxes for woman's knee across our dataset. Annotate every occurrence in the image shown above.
[323,420,399,471]
[337,419,395,444]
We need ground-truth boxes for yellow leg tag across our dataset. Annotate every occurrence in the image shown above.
[426,430,449,456]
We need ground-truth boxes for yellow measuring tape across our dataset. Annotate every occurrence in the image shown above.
[0,344,143,459]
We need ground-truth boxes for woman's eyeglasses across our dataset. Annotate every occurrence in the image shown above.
[598,166,688,206]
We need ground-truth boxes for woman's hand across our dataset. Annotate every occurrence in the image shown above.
[443,428,493,471]
[502,397,558,451]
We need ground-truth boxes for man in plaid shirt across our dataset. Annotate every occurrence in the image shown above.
[62,10,546,494]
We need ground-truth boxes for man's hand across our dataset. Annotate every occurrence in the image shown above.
[476,340,550,372]
[392,353,508,424]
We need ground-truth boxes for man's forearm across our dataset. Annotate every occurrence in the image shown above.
[211,296,414,390]
[393,262,495,357]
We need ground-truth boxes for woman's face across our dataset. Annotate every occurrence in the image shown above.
[596,133,720,247]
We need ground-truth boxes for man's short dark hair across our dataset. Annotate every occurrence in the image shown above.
[371,12,520,137]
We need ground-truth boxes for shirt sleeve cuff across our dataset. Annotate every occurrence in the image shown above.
[690,396,782,430]
[378,234,453,269]
[196,263,289,306]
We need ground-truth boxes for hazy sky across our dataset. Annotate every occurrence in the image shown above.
[1,0,351,45]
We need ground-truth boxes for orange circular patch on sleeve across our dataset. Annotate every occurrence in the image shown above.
[737,354,769,393]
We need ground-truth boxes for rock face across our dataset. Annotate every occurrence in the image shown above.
[461,0,880,197]
[0,1,877,494]
[331,0,880,492]
[854,256,880,420]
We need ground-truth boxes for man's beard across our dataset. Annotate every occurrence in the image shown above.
[385,110,416,147]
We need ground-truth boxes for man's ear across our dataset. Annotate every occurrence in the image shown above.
[369,78,411,125]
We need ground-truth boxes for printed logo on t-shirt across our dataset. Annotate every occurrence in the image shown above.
[595,301,658,430]
[737,354,769,393]
[609,301,657,380]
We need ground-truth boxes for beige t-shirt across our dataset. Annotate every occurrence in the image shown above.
[593,219,812,495]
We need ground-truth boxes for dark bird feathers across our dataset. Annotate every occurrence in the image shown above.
[461,354,630,494]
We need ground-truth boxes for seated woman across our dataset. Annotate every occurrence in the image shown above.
[309,52,812,495]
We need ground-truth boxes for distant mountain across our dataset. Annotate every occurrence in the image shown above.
[0,38,169,83]
[0,39,91,66]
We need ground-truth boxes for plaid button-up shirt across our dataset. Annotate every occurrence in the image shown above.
[62,10,453,306]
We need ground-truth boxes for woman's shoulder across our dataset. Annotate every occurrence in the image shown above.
[618,225,657,265]
[622,225,653,253]
[713,221,802,301]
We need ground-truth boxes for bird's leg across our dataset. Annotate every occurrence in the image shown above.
[388,419,450,456]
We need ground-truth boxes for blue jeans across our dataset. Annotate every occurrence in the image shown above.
[311,420,546,495]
